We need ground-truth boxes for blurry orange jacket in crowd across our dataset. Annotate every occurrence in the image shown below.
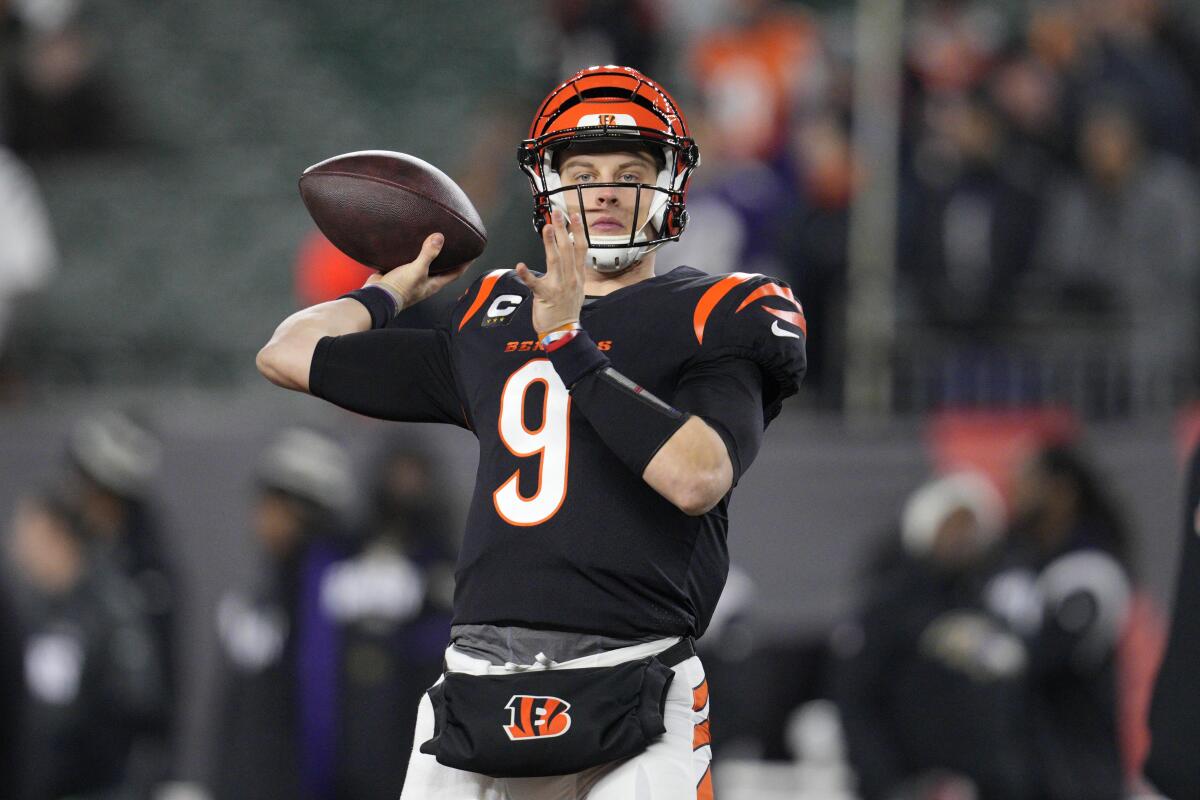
[295,230,375,308]
[691,9,822,161]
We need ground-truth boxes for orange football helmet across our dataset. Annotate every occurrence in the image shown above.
[519,65,701,272]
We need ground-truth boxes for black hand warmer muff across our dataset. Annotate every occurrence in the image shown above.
[419,639,694,778]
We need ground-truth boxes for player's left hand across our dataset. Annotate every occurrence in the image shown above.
[514,209,588,336]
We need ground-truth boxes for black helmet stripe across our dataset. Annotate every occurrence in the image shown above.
[536,87,673,138]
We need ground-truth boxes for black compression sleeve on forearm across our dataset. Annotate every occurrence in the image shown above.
[544,329,610,388]
[548,334,690,476]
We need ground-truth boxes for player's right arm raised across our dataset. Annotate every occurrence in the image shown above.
[256,233,463,392]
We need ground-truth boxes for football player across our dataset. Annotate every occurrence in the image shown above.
[257,65,806,799]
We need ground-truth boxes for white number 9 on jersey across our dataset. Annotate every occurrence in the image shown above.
[493,360,571,526]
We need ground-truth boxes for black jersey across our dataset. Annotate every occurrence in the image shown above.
[310,266,805,639]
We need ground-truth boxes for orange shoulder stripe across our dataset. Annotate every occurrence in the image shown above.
[692,272,756,344]
[763,306,808,335]
[457,269,509,331]
[735,282,803,314]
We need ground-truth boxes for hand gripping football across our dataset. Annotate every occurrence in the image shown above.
[299,150,487,275]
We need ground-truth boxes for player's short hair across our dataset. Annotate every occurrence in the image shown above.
[551,140,666,174]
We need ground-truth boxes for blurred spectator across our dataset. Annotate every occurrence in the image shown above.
[543,0,662,79]
[901,91,1042,335]
[877,0,1200,413]
[984,445,1131,800]
[1,0,124,157]
[663,0,827,282]
[1153,1,1200,123]
[690,0,826,164]
[1032,96,1200,400]
[0,145,55,397]
[65,409,180,783]
[906,0,1007,97]
[332,438,455,798]
[776,114,855,406]
[212,427,354,800]
[989,52,1069,166]
[1082,0,1197,159]
[8,489,165,800]
[833,472,1030,800]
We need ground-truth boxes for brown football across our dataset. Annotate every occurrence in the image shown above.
[299,150,487,275]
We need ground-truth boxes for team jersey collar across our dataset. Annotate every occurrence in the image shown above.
[577,266,700,310]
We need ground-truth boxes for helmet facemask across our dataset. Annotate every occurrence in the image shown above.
[520,130,699,274]
[543,144,674,273]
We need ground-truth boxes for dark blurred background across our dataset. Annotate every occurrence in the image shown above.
[1,0,1198,798]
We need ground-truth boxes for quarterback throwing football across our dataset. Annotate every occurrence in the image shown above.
[258,66,806,799]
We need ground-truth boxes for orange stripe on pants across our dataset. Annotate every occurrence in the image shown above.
[693,719,711,750]
[697,764,714,800]
[691,678,709,712]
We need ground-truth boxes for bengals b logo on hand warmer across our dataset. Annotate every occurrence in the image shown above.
[504,695,573,740]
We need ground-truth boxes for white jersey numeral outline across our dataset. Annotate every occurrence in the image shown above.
[493,360,571,526]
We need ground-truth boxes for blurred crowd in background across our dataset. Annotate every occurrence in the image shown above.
[2,412,460,799]
[0,0,1198,797]
[0,0,1199,416]
[0,409,1166,799]
[524,0,1200,412]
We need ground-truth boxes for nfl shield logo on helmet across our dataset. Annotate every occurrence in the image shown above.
[504,694,573,740]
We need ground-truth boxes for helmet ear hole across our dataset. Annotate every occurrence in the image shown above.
[518,145,539,169]
[662,200,689,237]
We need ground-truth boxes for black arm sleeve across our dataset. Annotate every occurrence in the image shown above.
[309,327,470,428]
[672,356,766,483]
[552,340,765,482]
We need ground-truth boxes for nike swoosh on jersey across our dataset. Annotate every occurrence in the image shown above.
[771,319,800,339]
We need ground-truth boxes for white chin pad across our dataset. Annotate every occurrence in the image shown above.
[586,241,665,273]
[587,246,645,272]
